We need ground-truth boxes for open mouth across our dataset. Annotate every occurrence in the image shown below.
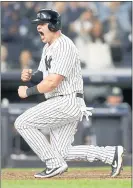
[38,31,44,36]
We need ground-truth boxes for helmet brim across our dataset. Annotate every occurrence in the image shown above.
[31,19,49,24]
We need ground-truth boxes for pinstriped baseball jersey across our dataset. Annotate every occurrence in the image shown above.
[38,34,83,99]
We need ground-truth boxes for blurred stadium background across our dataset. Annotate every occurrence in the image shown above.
[1,1,132,168]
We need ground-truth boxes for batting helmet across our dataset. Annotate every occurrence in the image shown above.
[32,9,61,32]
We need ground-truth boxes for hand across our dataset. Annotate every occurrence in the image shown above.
[18,86,28,98]
[21,69,32,82]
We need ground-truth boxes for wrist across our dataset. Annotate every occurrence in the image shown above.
[26,85,41,96]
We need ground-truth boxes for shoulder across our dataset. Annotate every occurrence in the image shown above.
[57,35,77,53]
[58,34,75,48]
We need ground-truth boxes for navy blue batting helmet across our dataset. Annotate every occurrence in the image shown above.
[32,9,61,32]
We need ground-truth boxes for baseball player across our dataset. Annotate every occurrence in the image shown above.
[15,9,124,178]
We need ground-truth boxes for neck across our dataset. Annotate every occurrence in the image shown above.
[48,31,62,45]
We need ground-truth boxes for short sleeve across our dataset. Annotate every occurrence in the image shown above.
[49,42,76,77]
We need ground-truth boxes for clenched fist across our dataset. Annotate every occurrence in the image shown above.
[21,69,32,82]
[18,86,28,98]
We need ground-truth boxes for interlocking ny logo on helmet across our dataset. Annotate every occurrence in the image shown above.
[32,9,61,32]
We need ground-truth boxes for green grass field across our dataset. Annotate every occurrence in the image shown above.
[2,179,131,188]
[2,167,132,188]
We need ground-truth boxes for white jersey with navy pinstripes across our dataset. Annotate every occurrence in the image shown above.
[38,33,83,99]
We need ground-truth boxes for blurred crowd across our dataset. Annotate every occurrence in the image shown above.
[1,1,132,72]
[1,2,132,155]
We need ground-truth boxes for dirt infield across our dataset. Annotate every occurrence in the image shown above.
[2,169,131,180]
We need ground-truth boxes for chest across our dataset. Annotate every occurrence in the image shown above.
[41,47,54,75]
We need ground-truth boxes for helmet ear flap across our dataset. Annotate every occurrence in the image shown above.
[48,19,61,32]
[48,22,56,32]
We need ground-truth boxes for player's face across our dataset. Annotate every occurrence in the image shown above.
[37,23,54,43]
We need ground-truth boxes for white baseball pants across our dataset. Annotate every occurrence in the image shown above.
[15,94,115,168]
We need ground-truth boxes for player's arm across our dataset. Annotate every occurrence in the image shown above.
[18,74,64,98]
[21,69,43,85]
[37,73,64,93]
[26,74,64,96]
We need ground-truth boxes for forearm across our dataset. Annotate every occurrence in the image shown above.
[26,79,56,97]
[26,74,63,97]
[37,79,56,93]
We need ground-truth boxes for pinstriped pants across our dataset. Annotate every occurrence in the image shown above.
[15,94,115,168]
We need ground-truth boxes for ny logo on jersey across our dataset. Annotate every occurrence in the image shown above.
[45,55,52,70]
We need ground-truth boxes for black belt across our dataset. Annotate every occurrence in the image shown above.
[59,93,84,98]
[46,93,84,100]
